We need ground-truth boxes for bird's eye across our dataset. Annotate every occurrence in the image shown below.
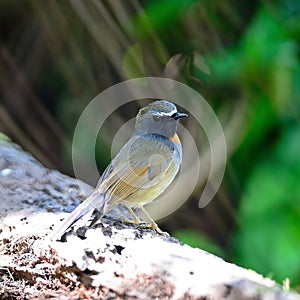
[152,115,160,122]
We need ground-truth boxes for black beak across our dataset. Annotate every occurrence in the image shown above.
[172,112,188,120]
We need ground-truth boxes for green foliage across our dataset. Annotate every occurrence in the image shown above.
[133,0,199,35]
[233,124,300,284]
[208,3,300,285]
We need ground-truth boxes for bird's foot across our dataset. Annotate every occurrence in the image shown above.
[122,217,141,225]
[140,222,169,236]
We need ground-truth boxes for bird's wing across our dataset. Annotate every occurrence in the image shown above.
[99,134,175,212]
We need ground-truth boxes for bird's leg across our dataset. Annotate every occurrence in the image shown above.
[89,209,103,227]
[122,207,142,225]
[139,207,169,236]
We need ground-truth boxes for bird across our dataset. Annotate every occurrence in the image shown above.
[52,100,187,240]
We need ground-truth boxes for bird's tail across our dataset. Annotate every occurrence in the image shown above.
[50,190,103,241]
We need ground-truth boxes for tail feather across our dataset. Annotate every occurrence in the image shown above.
[50,191,103,241]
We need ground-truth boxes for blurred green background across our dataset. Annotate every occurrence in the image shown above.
[1,0,299,289]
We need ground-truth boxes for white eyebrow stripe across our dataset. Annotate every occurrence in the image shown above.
[159,109,177,116]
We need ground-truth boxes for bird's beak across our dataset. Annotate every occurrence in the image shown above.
[172,112,188,120]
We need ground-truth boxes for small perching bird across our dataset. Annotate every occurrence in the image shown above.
[52,100,187,240]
